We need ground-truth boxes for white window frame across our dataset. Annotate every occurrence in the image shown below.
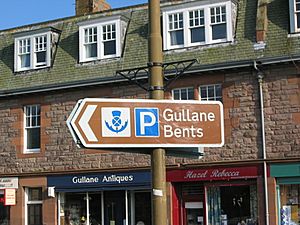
[172,87,194,100]
[25,187,43,225]
[289,0,300,33]
[79,16,121,63]
[14,32,51,72]
[199,84,222,101]
[24,105,41,154]
[162,1,234,50]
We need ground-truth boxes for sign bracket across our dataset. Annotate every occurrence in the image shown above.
[116,59,198,92]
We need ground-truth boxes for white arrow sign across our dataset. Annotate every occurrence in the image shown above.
[78,105,98,142]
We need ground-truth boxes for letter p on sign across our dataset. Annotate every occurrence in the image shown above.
[135,108,159,137]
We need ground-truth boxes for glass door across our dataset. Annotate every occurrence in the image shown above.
[104,191,126,225]
[182,184,204,225]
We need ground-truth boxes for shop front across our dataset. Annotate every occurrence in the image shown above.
[0,177,18,225]
[167,166,260,225]
[270,163,300,225]
[48,171,151,225]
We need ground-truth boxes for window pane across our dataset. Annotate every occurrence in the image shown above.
[191,27,205,43]
[85,43,97,58]
[200,87,207,99]
[36,115,40,126]
[104,40,116,56]
[216,84,222,97]
[36,52,46,64]
[297,13,300,29]
[28,204,42,225]
[181,89,187,100]
[212,23,227,40]
[27,127,40,149]
[21,54,30,68]
[188,88,194,99]
[173,90,180,100]
[29,188,42,201]
[170,30,184,45]
[208,85,214,98]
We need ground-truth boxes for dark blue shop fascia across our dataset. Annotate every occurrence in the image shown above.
[47,171,151,192]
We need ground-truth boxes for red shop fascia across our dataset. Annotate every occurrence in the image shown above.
[167,165,261,225]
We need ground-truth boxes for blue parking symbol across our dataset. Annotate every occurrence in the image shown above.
[135,108,159,137]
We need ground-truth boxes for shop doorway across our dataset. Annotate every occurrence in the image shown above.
[104,191,125,225]
[182,184,205,225]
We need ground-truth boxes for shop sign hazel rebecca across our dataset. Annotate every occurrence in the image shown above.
[167,166,258,182]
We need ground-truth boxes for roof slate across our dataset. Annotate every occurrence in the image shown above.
[0,0,296,93]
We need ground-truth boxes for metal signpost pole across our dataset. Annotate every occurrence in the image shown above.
[148,0,167,225]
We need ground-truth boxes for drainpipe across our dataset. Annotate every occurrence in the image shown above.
[254,61,270,225]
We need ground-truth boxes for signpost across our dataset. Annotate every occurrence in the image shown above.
[67,1,224,225]
[67,98,224,149]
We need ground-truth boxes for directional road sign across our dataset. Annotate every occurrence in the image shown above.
[67,98,224,148]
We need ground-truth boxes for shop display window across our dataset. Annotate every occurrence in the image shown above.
[206,185,257,225]
[58,191,151,225]
[279,184,300,225]
[0,192,10,225]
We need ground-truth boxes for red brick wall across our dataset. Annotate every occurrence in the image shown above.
[0,65,299,175]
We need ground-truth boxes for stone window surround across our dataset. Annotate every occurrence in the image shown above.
[24,104,41,154]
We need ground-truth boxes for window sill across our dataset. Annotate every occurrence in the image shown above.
[287,33,300,38]
[78,56,121,66]
[14,66,51,75]
[164,40,235,54]
[17,150,43,159]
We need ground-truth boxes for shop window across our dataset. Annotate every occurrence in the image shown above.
[206,185,257,225]
[172,87,194,100]
[25,188,43,225]
[279,184,300,225]
[162,0,237,50]
[24,105,41,153]
[59,191,151,225]
[289,0,300,33]
[14,27,60,72]
[78,16,123,63]
[199,84,222,101]
[0,191,10,225]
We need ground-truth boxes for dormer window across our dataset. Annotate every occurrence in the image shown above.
[78,16,122,63]
[289,0,300,33]
[162,1,237,50]
[14,27,60,72]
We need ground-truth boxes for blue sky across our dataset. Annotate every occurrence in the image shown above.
[0,0,147,30]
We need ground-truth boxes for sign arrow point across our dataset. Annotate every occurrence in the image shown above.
[78,105,98,142]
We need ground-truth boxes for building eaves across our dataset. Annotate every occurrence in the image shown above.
[1,54,300,98]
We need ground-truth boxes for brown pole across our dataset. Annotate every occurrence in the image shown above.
[148,1,167,225]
